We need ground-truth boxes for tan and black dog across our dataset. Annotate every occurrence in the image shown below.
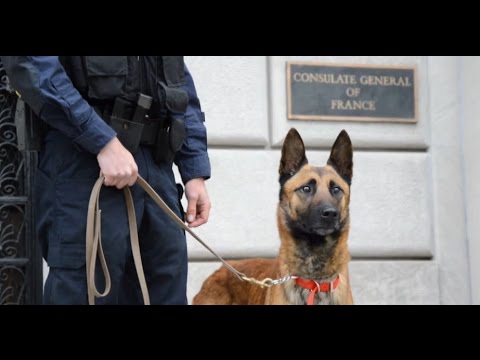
[193,128,354,305]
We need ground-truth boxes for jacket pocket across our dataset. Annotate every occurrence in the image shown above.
[56,178,97,246]
[85,56,128,99]
[35,168,86,269]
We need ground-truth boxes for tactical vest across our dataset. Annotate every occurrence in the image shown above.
[59,56,189,116]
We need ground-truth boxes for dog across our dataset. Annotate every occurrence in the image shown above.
[193,128,354,305]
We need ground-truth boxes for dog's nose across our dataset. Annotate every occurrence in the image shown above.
[321,207,338,220]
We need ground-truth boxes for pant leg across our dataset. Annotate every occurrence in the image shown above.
[126,147,188,305]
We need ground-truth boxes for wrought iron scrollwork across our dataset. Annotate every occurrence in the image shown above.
[0,57,40,304]
[0,204,25,258]
[0,265,25,305]
[0,61,23,197]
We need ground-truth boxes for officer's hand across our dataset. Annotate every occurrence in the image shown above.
[185,178,211,228]
[97,137,138,189]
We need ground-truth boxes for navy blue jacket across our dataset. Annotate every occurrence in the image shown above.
[1,56,210,184]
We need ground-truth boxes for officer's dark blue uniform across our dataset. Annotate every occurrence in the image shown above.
[1,56,211,304]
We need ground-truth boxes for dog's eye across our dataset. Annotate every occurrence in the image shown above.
[300,186,311,193]
[331,186,342,195]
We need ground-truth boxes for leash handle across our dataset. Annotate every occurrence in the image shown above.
[86,176,150,305]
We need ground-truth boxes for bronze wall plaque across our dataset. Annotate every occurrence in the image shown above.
[287,62,417,122]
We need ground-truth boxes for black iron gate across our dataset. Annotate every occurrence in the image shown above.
[0,59,43,304]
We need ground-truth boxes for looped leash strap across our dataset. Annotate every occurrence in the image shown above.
[86,177,110,305]
[86,176,150,305]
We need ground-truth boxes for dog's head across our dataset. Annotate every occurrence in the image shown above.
[278,129,353,241]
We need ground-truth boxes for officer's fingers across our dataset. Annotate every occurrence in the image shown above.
[188,212,207,228]
[127,177,137,187]
[116,178,129,189]
[186,196,198,224]
[189,202,211,228]
[127,173,138,187]
[123,162,138,187]
[116,171,133,189]
[128,163,138,186]
[103,176,115,187]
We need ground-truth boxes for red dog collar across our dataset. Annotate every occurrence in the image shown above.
[295,275,340,305]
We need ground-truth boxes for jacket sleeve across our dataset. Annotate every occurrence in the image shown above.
[1,56,116,154]
[174,64,211,184]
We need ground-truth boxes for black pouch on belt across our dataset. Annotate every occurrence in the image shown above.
[108,97,144,154]
[153,116,186,164]
[110,116,144,154]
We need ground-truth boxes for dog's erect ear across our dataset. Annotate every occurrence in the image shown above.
[279,128,308,179]
[327,130,353,185]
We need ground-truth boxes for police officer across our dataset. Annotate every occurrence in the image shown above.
[1,56,211,304]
